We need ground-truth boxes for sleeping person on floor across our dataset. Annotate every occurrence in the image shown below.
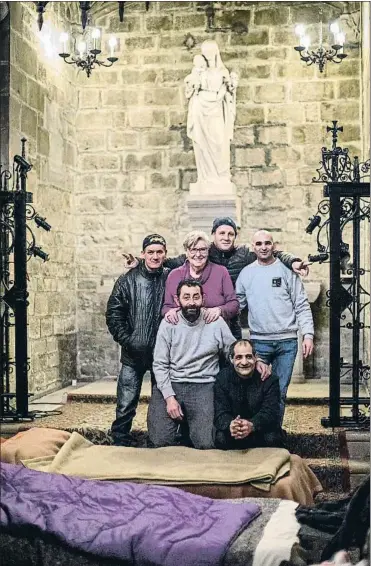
[148,280,281,450]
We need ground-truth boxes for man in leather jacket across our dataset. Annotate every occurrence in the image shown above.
[106,234,169,446]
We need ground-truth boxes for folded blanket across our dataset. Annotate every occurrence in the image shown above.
[0,463,260,566]
[22,432,290,490]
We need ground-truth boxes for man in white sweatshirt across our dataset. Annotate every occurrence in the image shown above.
[236,230,314,423]
[148,279,269,449]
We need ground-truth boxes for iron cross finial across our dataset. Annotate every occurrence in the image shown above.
[326,120,343,149]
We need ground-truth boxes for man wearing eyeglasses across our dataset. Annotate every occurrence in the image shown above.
[235,230,314,424]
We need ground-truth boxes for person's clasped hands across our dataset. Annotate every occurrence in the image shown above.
[230,414,254,440]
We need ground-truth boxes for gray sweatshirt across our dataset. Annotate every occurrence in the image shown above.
[236,259,314,341]
[153,313,235,399]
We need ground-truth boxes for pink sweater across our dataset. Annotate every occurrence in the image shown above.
[162,261,239,320]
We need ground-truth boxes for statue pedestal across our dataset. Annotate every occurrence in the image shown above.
[187,180,240,232]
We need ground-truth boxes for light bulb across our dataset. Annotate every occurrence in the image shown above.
[78,41,86,57]
[295,24,305,37]
[302,35,311,50]
[59,32,68,53]
[108,36,117,57]
[336,32,345,45]
[330,22,340,35]
[92,28,100,39]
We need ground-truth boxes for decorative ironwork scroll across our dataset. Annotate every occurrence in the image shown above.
[0,139,51,421]
[307,124,370,428]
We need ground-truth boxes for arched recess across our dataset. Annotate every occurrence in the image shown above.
[0,1,9,169]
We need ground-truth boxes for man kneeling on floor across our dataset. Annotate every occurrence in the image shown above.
[214,339,285,449]
[148,280,270,449]
[147,279,235,449]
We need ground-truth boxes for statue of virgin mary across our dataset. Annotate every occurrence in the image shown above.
[185,40,238,193]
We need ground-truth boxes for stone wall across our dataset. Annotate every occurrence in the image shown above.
[0,4,10,168]
[9,2,78,396]
[75,1,364,381]
[5,1,367,390]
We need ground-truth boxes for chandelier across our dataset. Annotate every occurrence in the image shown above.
[59,24,118,78]
[294,12,347,73]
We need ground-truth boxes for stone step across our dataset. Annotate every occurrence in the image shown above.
[348,459,370,490]
[346,438,370,463]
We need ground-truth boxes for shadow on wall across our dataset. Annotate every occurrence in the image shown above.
[305,284,329,379]
[57,333,78,386]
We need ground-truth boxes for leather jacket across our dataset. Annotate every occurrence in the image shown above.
[106,262,169,367]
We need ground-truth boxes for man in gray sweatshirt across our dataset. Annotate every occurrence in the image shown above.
[236,230,314,423]
[148,279,269,449]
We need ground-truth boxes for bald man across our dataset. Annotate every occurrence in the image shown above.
[235,230,314,423]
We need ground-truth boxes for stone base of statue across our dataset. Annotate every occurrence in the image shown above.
[189,179,236,197]
[187,180,240,233]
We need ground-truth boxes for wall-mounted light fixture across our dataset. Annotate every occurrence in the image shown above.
[294,10,347,73]
[59,25,118,77]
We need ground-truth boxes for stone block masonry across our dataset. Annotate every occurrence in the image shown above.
[9,2,78,397]
[9,2,366,390]
[77,1,363,381]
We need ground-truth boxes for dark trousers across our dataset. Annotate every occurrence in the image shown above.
[111,363,154,445]
[215,429,285,450]
[147,382,215,449]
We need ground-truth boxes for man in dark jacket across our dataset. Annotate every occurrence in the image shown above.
[106,234,169,446]
[214,339,285,449]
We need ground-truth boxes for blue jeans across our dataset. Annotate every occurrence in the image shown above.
[251,338,298,423]
[112,363,154,445]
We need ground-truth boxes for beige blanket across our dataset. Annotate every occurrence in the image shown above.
[23,432,290,491]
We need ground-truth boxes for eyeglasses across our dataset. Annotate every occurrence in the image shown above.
[188,247,208,257]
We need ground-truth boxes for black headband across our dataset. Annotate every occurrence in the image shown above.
[142,234,167,251]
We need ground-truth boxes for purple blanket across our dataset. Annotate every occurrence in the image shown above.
[0,463,260,566]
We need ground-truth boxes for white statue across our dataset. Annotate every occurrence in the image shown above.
[184,40,238,192]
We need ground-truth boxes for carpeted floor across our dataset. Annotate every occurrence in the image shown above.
[26,401,334,435]
[13,400,348,495]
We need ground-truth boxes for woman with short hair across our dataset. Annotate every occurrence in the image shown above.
[162,230,239,325]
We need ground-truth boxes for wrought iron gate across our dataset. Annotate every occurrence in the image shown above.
[307,123,370,428]
[0,139,50,422]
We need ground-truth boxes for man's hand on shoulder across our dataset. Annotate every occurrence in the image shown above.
[292,260,309,277]
[122,253,139,271]
[164,308,180,325]
[302,337,314,358]
[256,360,271,381]
[166,396,184,421]
[203,307,222,324]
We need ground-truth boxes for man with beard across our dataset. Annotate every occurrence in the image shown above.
[236,229,314,424]
[214,339,285,449]
[148,280,238,449]
[106,234,169,446]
